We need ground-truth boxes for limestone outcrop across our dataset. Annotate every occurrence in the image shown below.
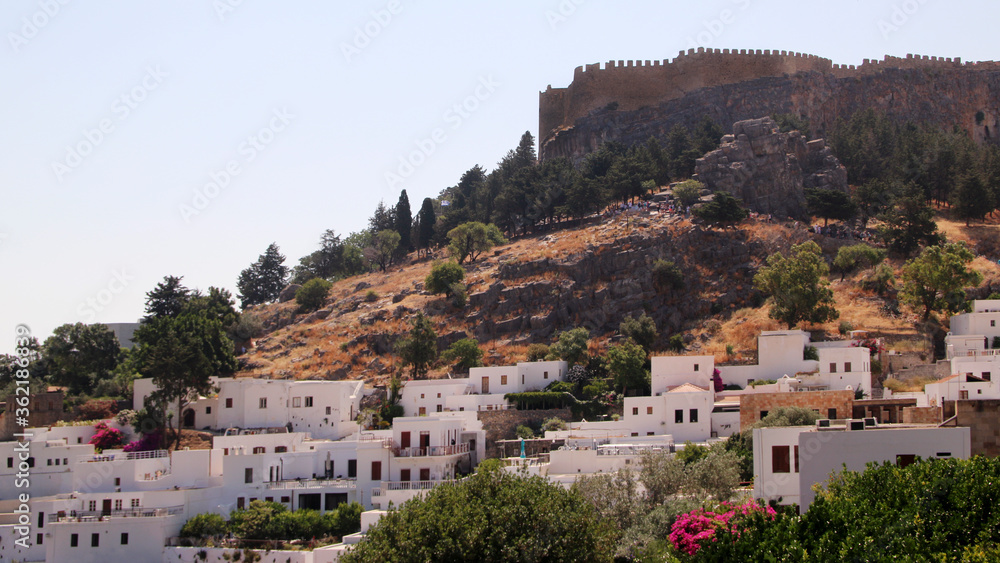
[694,117,848,219]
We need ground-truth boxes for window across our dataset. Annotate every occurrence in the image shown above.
[401,469,411,481]
[292,397,301,408]
[305,396,313,407]
[121,533,129,545]
[91,533,99,547]
[984,372,992,382]
[281,496,290,503]
[992,320,996,327]
[371,461,382,481]
[647,406,654,415]
[844,362,852,372]
[37,533,43,545]
[436,393,441,398]
[47,459,52,466]
[828,408,837,419]
[326,406,332,415]
[418,406,426,416]
[131,498,140,508]
[544,371,549,379]
[206,406,211,414]
[420,393,425,399]
[64,458,68,465]
[772,445,791,473]
[275,446,287,453]
[690,409,699,423]
[794,446,800,473]
[7,457,12,468]
[436,405,443,412]
[675,410,683,423]
[114,499,122,510]
[27,457,34,467]
[829,363,837,373]
[960,390,970,400]
[265,497,273,502]
[237,497,245,510]
[647,432,655,436]
[694,363,699,372]
[225,398,233,408]
[632,407,639,415]
[501,375,508,385]
[114,477,120,486]
[55,458,60,465]
[631,432,639,437]
[88,500,97,512]
[224,448,229,455]
[896,454,916,468]
[245,468,253,483]
[71,533,78,547]
[253,447,265,454]
[259,398,267,409]
[936,452,952,457]
[420,468,430,481]
[522,374,525,385]
[348,459,357,478]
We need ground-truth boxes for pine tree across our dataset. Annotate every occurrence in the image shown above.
[417,197,436,257]
[236,243,289,309]
[394,190,413,253]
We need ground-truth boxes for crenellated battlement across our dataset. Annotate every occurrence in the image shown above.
[540,49,1000,148]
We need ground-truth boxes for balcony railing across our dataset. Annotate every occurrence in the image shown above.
[373,479,458,498]
[264,478,356,490]
[391,443,469,457]
[87,450,168,463]
[48,505,184,523]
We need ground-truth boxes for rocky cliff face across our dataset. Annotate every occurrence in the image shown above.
[540,68,1000,162]
[694,117,848,219]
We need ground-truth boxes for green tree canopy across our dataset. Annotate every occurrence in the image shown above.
[805,188,856,226]
[237,242,289,309]
[447,222,507,264]
[754,241,839,328]
[693,191,748,228]
[365,230,401,272]
[416,197,437,257]
[606,338,648,396]
[619,314,658,355]
[672,179,703,208]
[41,322,122,395]
[832,243,887,281]
[394,189,413,253]
[424,261,464,297]
[295,278,332,313]
[952,173,994,226]
[548,327,590,366]
[878,183,942,256]
[440,337,483,372]
[396,312,438,379]
[143,275,191,320]
[900,242,983,320]
[343,463,614,562]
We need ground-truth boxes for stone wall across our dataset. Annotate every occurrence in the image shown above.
[540,50,1000,163]
[477,407,572,459]
[902,406,942,424]
[0,391,64,441]
[955,400,1000,457]
[739,390,853,430]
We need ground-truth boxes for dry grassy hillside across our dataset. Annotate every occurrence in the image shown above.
[236,207,1000,388]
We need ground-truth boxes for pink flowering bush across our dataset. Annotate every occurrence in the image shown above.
[123,430,161,452]
[88,422,124,453]
[668,500,777,556]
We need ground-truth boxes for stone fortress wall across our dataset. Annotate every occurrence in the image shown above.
[539,47,999,149]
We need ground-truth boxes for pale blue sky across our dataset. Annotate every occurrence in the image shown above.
[2,0,997,353]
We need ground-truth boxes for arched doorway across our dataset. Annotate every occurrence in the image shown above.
[182,408,195,428]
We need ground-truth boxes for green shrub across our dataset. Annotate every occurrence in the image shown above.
[526,343,550,362]
[425,261,464,296]
[667,334,685,352]
[515,424,535,439]
[364,290,378,303]
[295,278,332,312]
[542,417,567,432]
[181,512,229,539]
[838,321,854,335]
[441,338,483,371]
[803,345,819,361]
[652,259,685,291]
[504,392,576,410]
[449,282,467,308]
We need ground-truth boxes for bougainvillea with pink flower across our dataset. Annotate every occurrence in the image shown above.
[668,500,777,555]
[87,421,124,453]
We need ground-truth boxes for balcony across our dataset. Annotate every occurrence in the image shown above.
[48,505,184,523]
[264,478,356,490]
[372,479,459,499]
[87,450,169,462]
[391,443,469,457]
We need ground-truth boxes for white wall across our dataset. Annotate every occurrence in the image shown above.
[651,355,713,394]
